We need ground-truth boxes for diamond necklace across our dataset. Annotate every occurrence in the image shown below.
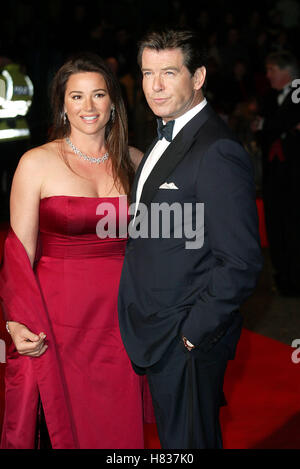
[65,137,109,164]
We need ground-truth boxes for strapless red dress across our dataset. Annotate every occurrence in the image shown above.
[1,196,145,449]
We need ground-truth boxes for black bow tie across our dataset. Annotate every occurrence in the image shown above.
[157,119,175,142]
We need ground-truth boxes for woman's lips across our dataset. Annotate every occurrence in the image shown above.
[81,115,99,122]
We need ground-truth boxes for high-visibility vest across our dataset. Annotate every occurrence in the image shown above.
[0,63,33,142]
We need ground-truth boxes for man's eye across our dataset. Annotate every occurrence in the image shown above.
[143,72,151,77]
[165,71,174,76]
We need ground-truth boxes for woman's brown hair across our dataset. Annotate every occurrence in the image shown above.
[49,52,134,196]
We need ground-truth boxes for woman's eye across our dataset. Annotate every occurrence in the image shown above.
[95,93,105,98]
[72,95,81,100]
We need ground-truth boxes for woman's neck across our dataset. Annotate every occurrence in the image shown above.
[68,131,107,157]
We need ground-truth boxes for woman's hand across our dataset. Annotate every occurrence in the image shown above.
[7,321,48,357]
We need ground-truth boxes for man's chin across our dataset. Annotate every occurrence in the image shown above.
[151,109,173,120]
[148,102,172,118]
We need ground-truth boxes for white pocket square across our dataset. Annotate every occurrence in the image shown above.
[159,182,179,189]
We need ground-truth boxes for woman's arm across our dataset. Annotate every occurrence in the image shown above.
[10,149,43,266]
[129,146,143,171]
[7,148,48,357]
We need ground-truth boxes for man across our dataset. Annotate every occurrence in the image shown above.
[261,51,300,296]
[118,29,262,449]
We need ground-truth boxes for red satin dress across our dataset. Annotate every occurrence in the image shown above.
[1,195,145,449]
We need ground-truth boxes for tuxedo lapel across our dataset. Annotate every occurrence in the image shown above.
[280,89,293,108]
[139,104,214,210]
[140,131,190,208]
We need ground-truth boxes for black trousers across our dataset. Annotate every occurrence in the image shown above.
[146,337,229,449]
[263,158,300,293]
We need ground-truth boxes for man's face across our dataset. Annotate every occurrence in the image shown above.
[266,63,291,90]
[141,47,205,122]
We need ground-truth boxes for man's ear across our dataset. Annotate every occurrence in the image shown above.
[193,66,206,90]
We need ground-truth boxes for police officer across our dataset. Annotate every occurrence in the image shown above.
[0,55,33,220]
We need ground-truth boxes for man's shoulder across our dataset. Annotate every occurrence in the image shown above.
[192,107,239,149]
[186,107,250,170]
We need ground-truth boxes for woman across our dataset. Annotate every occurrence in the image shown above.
[0,53,145,449]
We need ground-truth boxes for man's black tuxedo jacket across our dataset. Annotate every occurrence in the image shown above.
[261,88,300,175]
[118,103,262,369]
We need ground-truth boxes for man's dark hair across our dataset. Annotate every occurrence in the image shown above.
[266,51,299,79]
[137,29,207,76]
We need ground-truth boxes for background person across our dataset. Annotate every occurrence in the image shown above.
[259,51,300,296]
[0,53,33,221]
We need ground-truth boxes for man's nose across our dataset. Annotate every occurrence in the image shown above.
[152,75,164,91]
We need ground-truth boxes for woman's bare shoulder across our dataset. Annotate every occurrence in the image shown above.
[129,146,143,171]
[17,140,60,172]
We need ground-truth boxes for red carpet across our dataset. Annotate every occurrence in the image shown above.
[1,224,300,449]
[221,329,300,449]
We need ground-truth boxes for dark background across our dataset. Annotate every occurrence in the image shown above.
[1,0,300,151]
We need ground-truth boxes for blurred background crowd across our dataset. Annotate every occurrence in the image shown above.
[0,0,299,153]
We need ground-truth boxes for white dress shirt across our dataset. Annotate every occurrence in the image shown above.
[134,98,207,217]
[277,82,292,106]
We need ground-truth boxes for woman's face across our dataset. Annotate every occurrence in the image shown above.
[64,72,112,137]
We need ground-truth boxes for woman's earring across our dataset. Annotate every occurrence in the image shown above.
[64,112,67,124]
[111,105,115,122]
